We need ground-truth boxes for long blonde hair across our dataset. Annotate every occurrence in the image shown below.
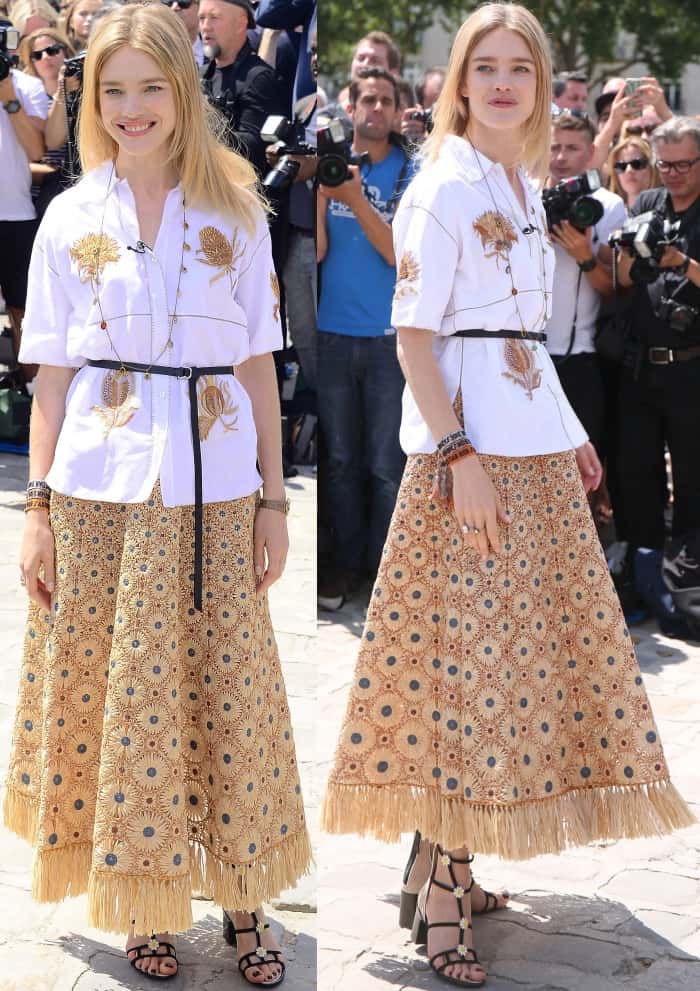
[423,2,553,181]
[78,4,261,230]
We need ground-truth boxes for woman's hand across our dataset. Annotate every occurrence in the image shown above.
[452,457,510,559]
[253,507,289,595]
[575,441,603,493]
[20,511,55,611]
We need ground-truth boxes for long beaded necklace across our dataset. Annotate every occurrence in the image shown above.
[92,161,190,378]
[470,142,550,352]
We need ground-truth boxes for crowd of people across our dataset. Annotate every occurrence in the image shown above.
[316,33,700,643]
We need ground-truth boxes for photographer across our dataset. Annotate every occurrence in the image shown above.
[544,110,625,456]
[317,66,415,596]
[0,23,48,374]
[198,0,286,177]
[553,70,587,112]
[614,116,700,559]
[399,65,445,145]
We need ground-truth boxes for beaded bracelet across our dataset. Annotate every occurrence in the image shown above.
[436,428,467,452]
[25,497,50,513]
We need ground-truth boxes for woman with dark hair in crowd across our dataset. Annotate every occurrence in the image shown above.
[322,2,694,987]
[608,135,660,212]
[4,4,310,985]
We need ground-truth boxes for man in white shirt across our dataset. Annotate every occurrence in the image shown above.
[0,61,49,375]
[545,110,626,456]
[162,0,204,66]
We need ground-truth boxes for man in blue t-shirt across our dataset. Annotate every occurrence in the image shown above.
[317,66,415,596]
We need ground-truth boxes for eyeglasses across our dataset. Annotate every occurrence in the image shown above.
[552,107,591,122]
[160,0,195,7]
[613,158,650,173]
[30,44,65,61]
[656,156,700,175]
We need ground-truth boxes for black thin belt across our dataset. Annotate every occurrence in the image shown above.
[453,329,547,342]
[87,359,235,612]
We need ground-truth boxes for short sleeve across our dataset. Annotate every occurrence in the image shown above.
[19,202,73,367]
[235,208,284,356]
[15,71,50,120]
[390,176,460,332]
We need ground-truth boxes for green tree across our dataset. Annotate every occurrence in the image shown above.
[322,1,700,92]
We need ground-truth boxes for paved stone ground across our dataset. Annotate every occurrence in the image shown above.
[318,586,700,991]
[0,454,316,991]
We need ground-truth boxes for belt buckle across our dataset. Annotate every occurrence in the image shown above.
[179,366,193,380]
[648,347,672,365]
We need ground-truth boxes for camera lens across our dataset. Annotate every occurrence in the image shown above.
[318,155,349,187]
[569,196,604,230]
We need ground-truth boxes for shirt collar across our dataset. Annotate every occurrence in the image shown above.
[438,133,528,188]
[77,160,183,210]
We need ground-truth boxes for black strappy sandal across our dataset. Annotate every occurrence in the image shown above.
[411,845,486,988]
[400,831,509,929]
[126,933,178,981]
[223,909,286,987]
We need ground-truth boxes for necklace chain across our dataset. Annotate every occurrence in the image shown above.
[92,161,189,376]
[470,143,549,349]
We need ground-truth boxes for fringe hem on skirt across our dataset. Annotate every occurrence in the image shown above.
[4,782,313,934]
[321,778,696,860]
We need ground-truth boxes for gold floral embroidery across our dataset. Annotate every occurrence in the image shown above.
[270,271,280,321]
[502,339,542,399]
[473,211,518,266]
[195,226,245,290]
[197,376,239,440]
[393,251,420,300]
[69,233,121,284]
[91,369,140,436]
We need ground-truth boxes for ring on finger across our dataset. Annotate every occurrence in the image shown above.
[461,524,472,534]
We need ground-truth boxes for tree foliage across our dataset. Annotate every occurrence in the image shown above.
[322,1,700,92]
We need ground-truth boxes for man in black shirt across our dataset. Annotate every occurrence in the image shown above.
[615,116,700,557]
[198,0,287,177]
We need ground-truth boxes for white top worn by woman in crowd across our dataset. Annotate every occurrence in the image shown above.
[5,5,310,986]
[322,4,694,988]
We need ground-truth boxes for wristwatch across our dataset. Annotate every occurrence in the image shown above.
[3,100,21,114]
[577,257,597,272]
[677,254,691,276]
[258,497,290,515]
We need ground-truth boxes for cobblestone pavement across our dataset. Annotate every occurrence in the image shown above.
[318,586,700,991]
[0,454,316,991]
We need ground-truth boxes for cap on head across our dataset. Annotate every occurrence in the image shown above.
[218,0,255,29]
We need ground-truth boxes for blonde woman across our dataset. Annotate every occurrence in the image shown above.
[18,27,74,95]
[61,0,101,51]
[7,0,56,37]
[4,4,310,985]
[608,135,660,212]
[322,3,694,987]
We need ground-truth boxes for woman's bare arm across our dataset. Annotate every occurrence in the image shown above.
[397,327,462,441]
[21,365,76,608]
[235,353,288,594]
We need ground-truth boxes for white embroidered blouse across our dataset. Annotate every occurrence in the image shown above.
[390,134,588,457]
[19,161,282,507]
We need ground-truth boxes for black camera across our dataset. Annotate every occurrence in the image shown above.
[407,107,433,133]
[0,26,20,83]
[317,117,369,187]
[261,114,316,192]
[608,210,683,283]
[542,170,604,232]
[64,51,86,81]
[655,297,699,334]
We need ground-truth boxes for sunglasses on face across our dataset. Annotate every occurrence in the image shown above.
[625,124,657,136]
[613,158,650,173]
[656,156,700,175]
[30,44,65,61]
[160,0,195,7]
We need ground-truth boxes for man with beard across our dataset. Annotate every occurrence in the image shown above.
[317,67,415,599]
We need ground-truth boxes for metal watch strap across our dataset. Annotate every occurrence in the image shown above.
[258,497,290,515]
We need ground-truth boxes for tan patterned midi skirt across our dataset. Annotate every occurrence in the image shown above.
[322,452,694,858]
[4,487,311,934]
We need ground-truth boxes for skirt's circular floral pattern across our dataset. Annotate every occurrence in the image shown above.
[327,452,677,835]
[4,486,309,928]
